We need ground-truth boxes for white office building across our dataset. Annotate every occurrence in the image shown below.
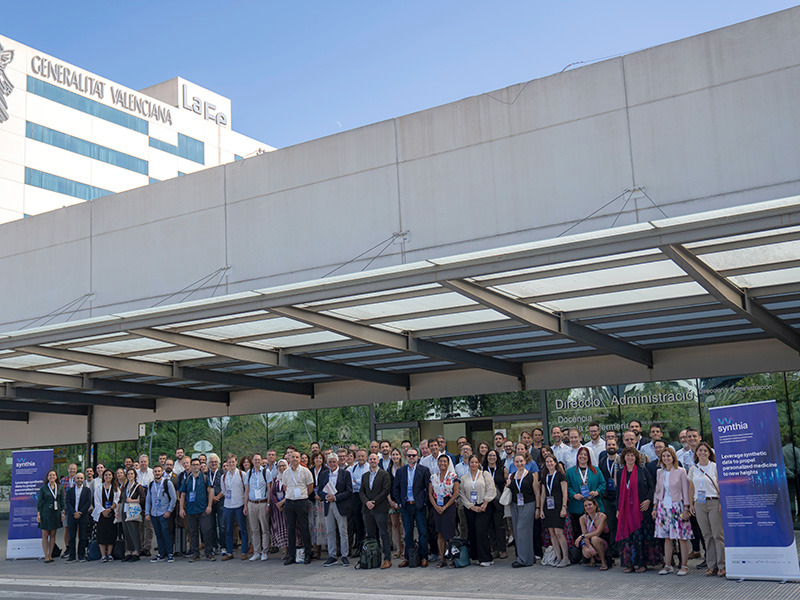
[0,33,271,223]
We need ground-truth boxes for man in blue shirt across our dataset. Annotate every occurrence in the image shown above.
[145,465,177,563]
[244,452,273,561]
[392,448,430,568]
[179,458,215,562]
[347,449,369,557]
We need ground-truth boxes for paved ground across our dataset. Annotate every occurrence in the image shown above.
[0,521,799,600]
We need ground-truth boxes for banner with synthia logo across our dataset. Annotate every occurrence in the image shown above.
[710,400,800,581]
[6,449,53,559]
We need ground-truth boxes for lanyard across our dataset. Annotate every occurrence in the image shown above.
[210,471,217,487]
[606,458,616,477]
[587,515,596,532]
[546,473,555,496]
[579,468,588,486]
[191,475,197,492]
[103,485,111,503]
[469,470,480,488]
[288,467,301,487]
[489,467,496,479]
[515,472,526,492]
[625,469,632,490]
[49,484,57,500]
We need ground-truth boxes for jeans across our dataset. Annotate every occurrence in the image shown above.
[400,503,428,560]
[66,519,89,560]
[151,515,172,558]
[224,505,248,555]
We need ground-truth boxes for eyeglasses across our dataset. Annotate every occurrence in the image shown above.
[406,453,418,458]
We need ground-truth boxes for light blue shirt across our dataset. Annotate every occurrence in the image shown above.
[455,461,469,479]
[145,478,176,518]
[247,467,273,502]
[640,442,658,462]
[406,465,416,501]
[349,462,368,493]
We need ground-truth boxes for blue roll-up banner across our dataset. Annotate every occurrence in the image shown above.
[710,400,800,581]
[6,449,53,559]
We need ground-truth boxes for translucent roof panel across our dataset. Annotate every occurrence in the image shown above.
[300,284,441,309]
[381,309,509,332]
[700,240,800,272]
[0,354,63,369]
[190,317,311,340]
[243,331,349,349]
[322,292,477,322]
[137,349,216,362]
[727,267,800,290]
[493,260,687,301]
[539,282,707,313]
[41,363,108,375]
[75,338,173,355]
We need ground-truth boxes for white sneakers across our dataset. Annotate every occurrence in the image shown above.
[249,553,261,561]
[260,553,269,561]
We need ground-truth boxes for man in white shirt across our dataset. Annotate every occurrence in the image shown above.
[244,452,272,561]
[173,448,186,475]
[419,438,454,474]
[220,454,248,561]
[281,450,314,565]
[493,431,506,458]
[562,428,584,470]
[348,449,369,556]
[550,426,570,464]
[583,421,606,466]
[640,424,663,462]
[136,454,155,555]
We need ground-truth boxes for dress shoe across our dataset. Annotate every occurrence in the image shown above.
[688,551,700,560]
[381,560,391,569]
[221,554,233,561]
[398,559,409,568]
[420,558,428,568]
[284,558,296,565]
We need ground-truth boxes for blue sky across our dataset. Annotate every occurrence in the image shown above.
[5,1,797,148]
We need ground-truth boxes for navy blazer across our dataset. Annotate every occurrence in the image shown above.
[316,467,352,517]
[65,485,93,524]
[392,464,430,508]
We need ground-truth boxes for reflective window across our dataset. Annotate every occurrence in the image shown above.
[25,167,112,201]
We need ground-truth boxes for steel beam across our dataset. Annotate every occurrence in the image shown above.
[10,387,156,410]
[132,328,409,388]
[660,244,800,352]
[0,410,28,422]
[179,366,314,396]
[442,279,654,367]
[270,306,523,378]
[18,346,173,378]
[0,397,88,416]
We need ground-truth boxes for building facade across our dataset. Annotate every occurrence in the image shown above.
[0,33,270,223]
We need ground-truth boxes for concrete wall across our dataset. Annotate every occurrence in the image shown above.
[1,8,799,330]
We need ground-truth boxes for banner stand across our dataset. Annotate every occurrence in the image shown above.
[710,400,800,582]
[6,449,53,560]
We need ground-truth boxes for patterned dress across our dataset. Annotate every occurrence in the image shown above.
[269,478,288,547]
[309,466,327,546]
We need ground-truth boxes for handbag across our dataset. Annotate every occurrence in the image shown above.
[541,546,558,566]
[124,502,142,522]
[499,487,513,506]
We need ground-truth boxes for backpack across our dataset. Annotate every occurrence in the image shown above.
[406,540,420,568]
[357,538,381,569]
[148,479,173,505]
[447,537,470,568]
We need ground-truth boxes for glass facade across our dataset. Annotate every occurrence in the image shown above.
[27,121,148,175]
[149,134,205,164]
[24,167,112,201]
[27,76,149,134]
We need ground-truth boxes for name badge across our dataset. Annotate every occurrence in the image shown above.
[293,488,302,499]
[54,501,58,511]
[155,499,162,510]
[546,496,555,510]
[517,493,525,507]
[226,488,232,497]
[697,490,706,503]
[436,494,444,507]
[607,478,616,492]
[277,491,284,500]
[470,491,478,503]
[104,501,112,509]
[188,492,196,503]
[580,485,590,498]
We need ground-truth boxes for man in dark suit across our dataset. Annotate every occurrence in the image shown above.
[392,447,430,568]
[360,452,392,569]
[645,439,667,481]
[65,472,93,563]
[318,453,352,566]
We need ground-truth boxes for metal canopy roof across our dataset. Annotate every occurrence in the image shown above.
[1,196,799,421]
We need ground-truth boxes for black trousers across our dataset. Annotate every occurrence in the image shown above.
[186,512,214,557]
[465,509,492,563]
[66,519,89,559]
[689,515,705,552]
[426,505,438,556]
[364,509,392,561]
[533,515,543,558]
[285,499,312,557]
[487,500,507,552]
[604,498,619,556]
[350,494,365,552]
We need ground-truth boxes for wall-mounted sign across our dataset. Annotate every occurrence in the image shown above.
[0,42,15,123]
[182,84,227,127]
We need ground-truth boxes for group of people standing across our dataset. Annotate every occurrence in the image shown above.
[36,421,726,577]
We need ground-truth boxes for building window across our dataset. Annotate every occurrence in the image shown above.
[149,177,160,184]
[27,76,148,135]
[178,134,204,164]
[24,167,112,202]
[26,122,148,175]
[234,154,243,161]
[149,137,178,155]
